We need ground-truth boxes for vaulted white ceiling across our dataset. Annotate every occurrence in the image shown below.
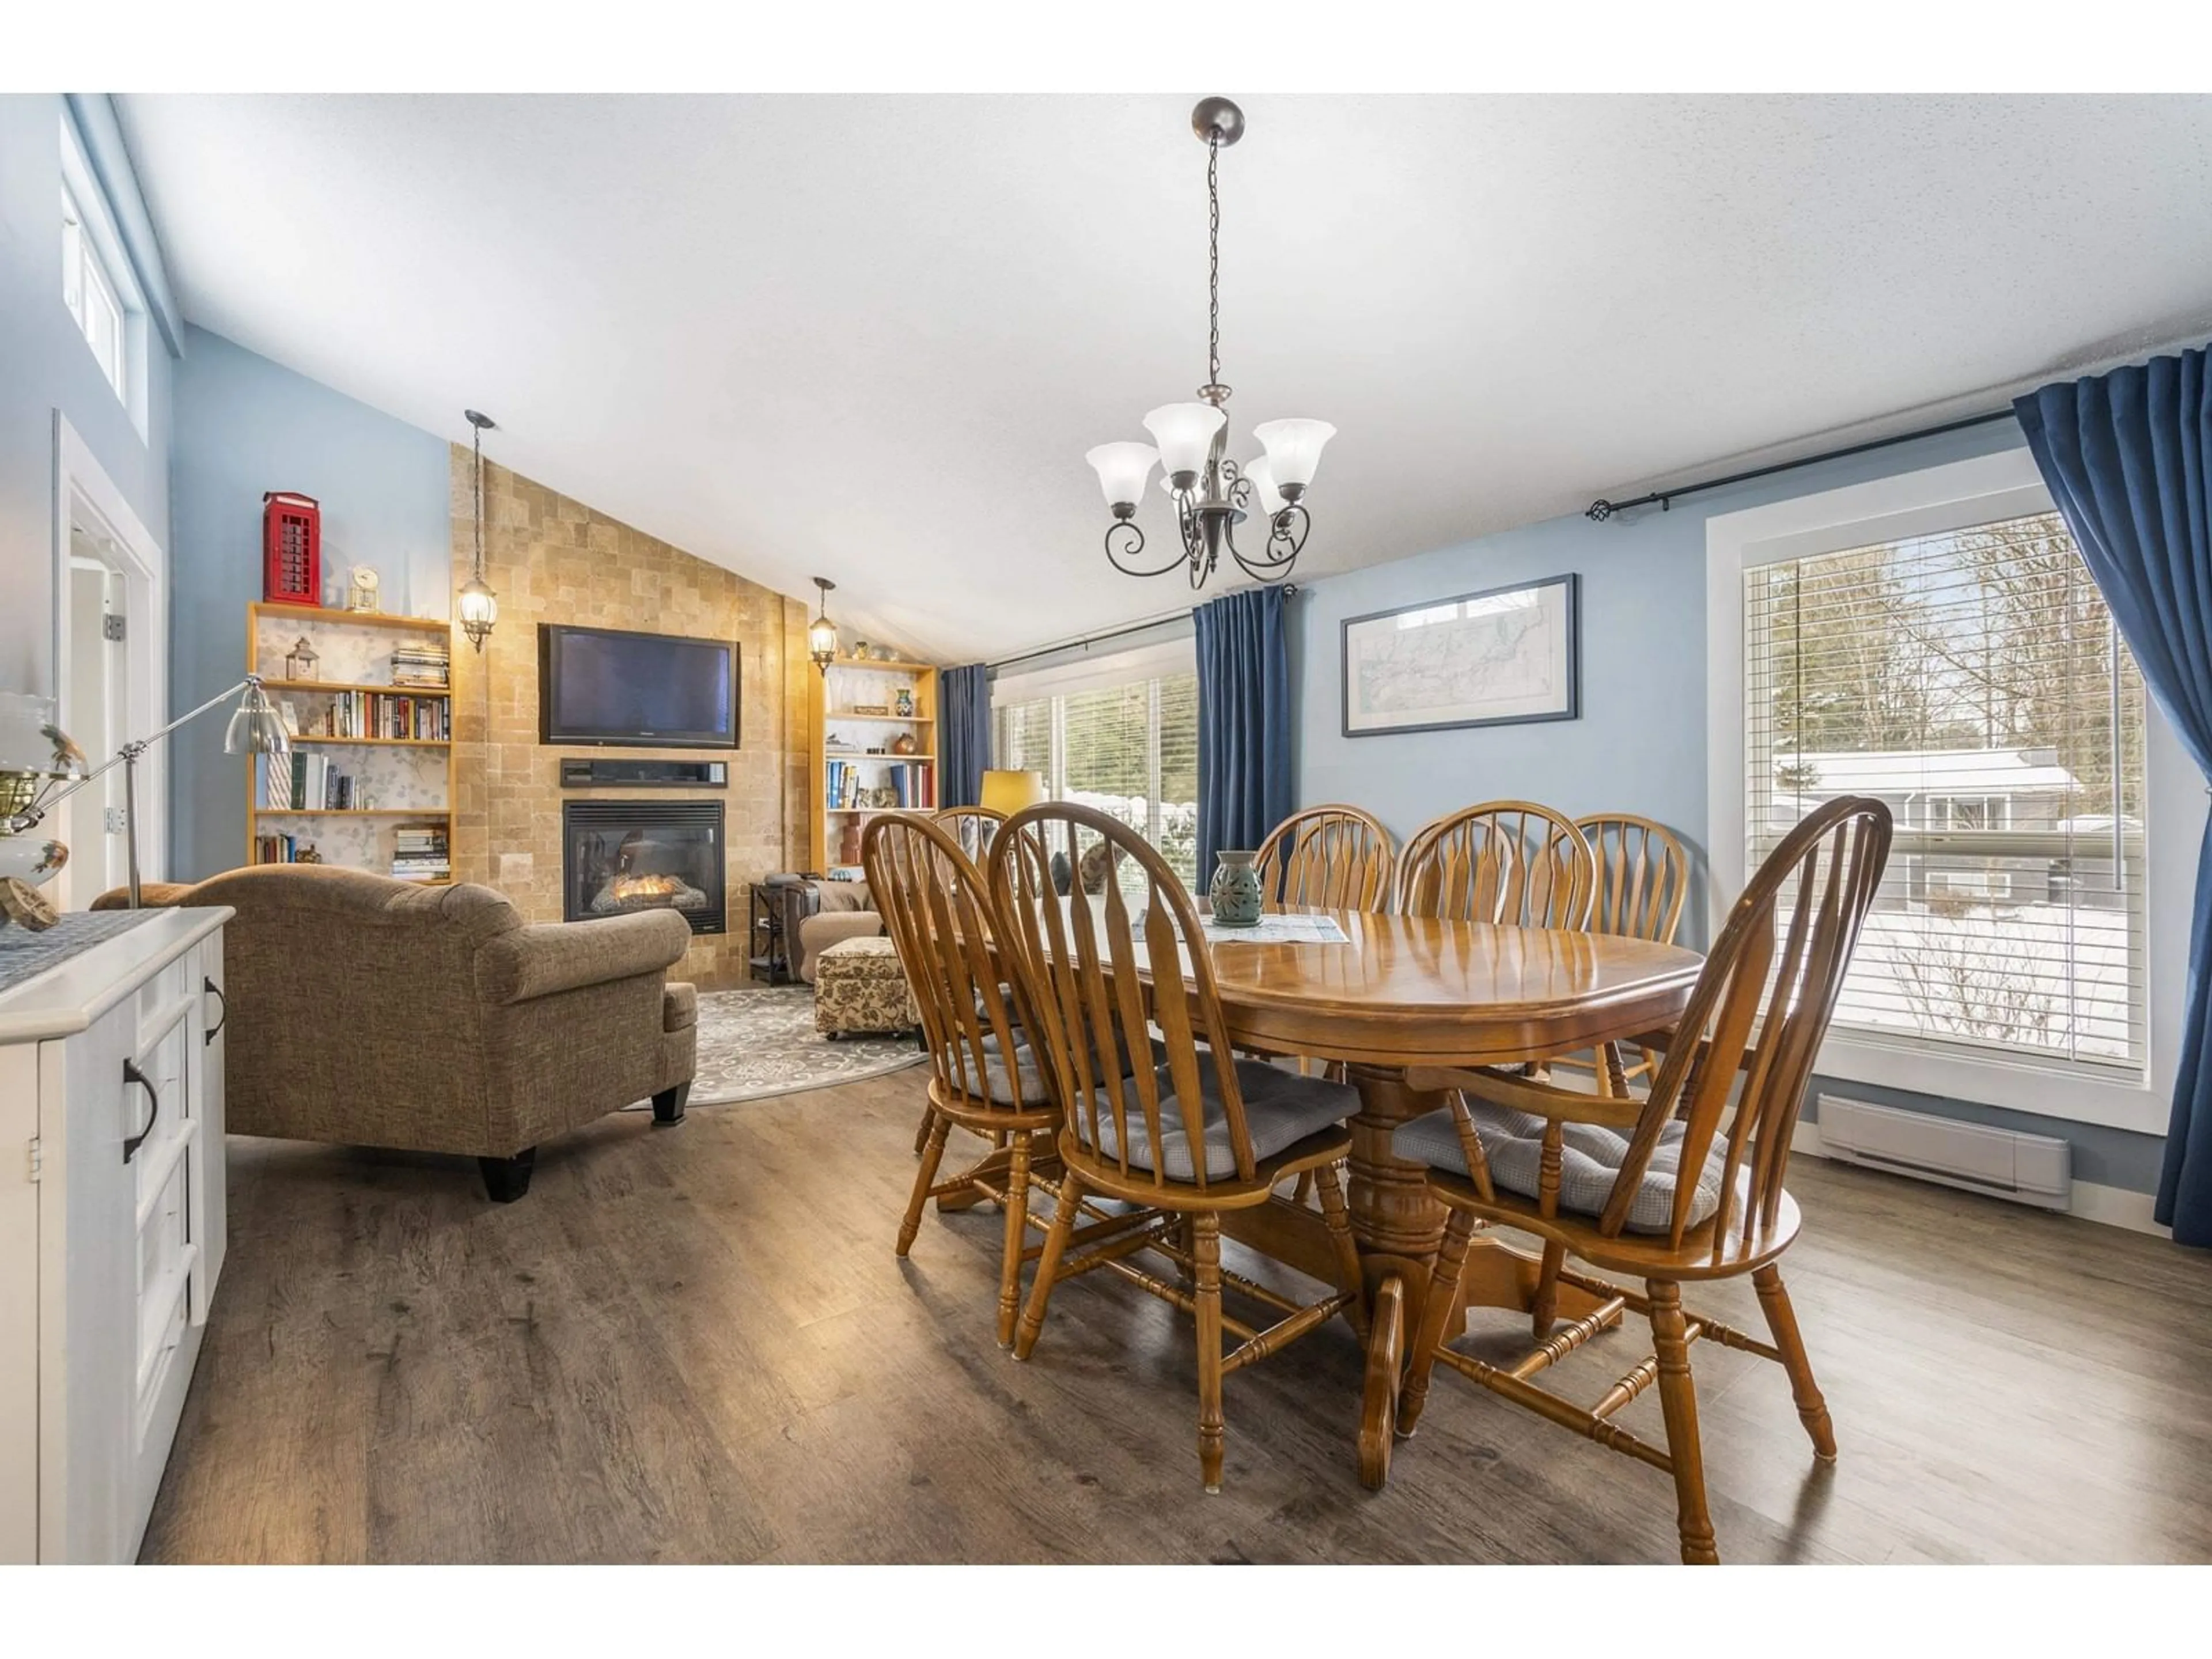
[118,94,2212,662]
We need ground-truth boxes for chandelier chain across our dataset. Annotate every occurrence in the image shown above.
[1206,134,1221,389]
[471,420,485,579]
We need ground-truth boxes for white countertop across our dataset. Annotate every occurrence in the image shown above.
[0,907,233,1043]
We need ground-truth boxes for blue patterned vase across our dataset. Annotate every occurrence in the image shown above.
[1209,849,1263,927]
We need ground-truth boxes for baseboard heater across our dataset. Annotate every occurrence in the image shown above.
[1815,1094,2072,1211]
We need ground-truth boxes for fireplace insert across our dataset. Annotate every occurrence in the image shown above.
[562,799,725,934]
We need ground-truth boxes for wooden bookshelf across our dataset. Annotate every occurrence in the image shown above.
[246,603,456,882]
[808,654,939,869]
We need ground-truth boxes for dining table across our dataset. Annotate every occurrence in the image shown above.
[1149,907,1706,1489]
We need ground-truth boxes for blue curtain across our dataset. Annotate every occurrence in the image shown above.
[939,664,991,808]
[1195,586,1293,893]
[2016,347,2212,1247]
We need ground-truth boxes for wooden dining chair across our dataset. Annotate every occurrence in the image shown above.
[863,812,1073,1347]
[1253,804,1396,911]
[1561,812,1692,1093]
[1390,797,1893,1563]
[987,802,1368,1492]
[1394,800,1596,930]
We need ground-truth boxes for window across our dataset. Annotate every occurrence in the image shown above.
[991,639,1200,885]
[62,181,128,403]
[59,117,142,420]
[1745,507,2147,1080]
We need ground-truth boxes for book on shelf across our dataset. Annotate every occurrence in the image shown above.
[259,751,350,809]
[298,688,450,740]
[389,643,452,688]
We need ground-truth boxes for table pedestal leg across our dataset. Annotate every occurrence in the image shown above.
[1345,1066,1449,1490]
[1343,1064,1620,1489]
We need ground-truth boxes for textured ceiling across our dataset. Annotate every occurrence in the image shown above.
[117,93,2212,662]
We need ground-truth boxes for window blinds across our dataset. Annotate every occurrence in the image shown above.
[1743,509,2148,1076]
[991,643,1199,885]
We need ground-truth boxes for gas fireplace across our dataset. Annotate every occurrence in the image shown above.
[562,799,725,934]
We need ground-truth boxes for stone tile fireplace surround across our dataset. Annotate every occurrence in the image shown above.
[447,450,810,987]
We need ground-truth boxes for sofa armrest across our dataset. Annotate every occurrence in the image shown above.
[91,881,196,911]
[663,981,698,1033]
[476,910,691,1005]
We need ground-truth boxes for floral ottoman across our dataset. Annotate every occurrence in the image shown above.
[813,934,921,1037]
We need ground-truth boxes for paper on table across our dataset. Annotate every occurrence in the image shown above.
[1134,911,1352,946]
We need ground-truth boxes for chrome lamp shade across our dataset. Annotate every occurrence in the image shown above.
[225,681,293,757]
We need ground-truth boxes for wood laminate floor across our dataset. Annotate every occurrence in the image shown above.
[141,1069,2212,1563]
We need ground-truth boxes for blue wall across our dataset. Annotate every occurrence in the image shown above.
[1289,419,2168,1195]
[168,325,452,880]
[0,93,173,695]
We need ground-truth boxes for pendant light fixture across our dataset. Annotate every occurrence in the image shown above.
[1086,97,1334,590]
[459,409,499,652]
[808,577,839,673]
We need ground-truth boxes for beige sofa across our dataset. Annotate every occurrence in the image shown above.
[97,866,697,1201]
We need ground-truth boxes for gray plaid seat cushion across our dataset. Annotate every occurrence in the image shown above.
[1393,1096,1727,1235]
[974,1029,1168,1108]
[1088,1058,1354,1181]
[976,1032,1051,1107]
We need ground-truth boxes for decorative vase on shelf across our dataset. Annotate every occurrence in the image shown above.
[1208,849,1262,927]
[838,820,865,865]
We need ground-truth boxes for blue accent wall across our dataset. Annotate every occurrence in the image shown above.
[0,93,173,696]
[168,325,452,880]
[1290,418,2169,1195]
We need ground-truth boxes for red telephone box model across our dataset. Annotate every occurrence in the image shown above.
[262,491,322,605]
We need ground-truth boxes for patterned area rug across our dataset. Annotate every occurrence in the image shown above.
[624,986,923,1110]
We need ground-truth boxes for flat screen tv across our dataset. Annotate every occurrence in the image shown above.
[538,623,738,748]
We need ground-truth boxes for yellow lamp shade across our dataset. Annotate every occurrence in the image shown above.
[978,769,1047,816]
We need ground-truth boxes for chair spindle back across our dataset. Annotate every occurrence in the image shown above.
[1576,813,1691,944]
[988,803,1253,1195]
[1605,796,1892,1252]
[1253,804,1396,911]
[862,813,1032,1114]
[1395,800,1596,929]
[934,804,1006,865]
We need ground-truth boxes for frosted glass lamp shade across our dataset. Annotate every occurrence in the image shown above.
[978,769,1047,816]
[807,614,838,666]
[1085,442,1160,513]
[1142,403,1226,487]
[458,576,499,650]
[1252,419,1335,495]
[1243,456,1287,518]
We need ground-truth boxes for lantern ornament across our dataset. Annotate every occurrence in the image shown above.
[283,637,320,683]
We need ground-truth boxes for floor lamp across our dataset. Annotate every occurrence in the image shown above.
[33,676,291,908]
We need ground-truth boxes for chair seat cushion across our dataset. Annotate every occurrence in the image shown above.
[1393,1095,1725,1235]
[1089,1058,1353,1182]
[977,1031,1052,1107]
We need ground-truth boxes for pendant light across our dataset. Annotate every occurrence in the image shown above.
[1085,97,1334,590]
[808,577,839,673]
[459,409,499,652]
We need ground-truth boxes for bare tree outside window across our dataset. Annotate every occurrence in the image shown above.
[1747,510,2147,1074]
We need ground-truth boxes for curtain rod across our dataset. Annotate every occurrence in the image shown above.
[1585,408,2018,523]
[988,583,1301,674]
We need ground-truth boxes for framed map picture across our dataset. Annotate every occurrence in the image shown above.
[1341,573,1580,737]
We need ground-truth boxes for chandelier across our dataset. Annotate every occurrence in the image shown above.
[1085,97,1334,590]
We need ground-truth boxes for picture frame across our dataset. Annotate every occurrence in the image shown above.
[1340,573,1580,738]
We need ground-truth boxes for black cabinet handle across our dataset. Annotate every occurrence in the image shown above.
[203,976,228,1047]
[122,1059,160,1164]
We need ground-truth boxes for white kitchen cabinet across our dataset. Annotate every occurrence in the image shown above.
[0,906,231,1563]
